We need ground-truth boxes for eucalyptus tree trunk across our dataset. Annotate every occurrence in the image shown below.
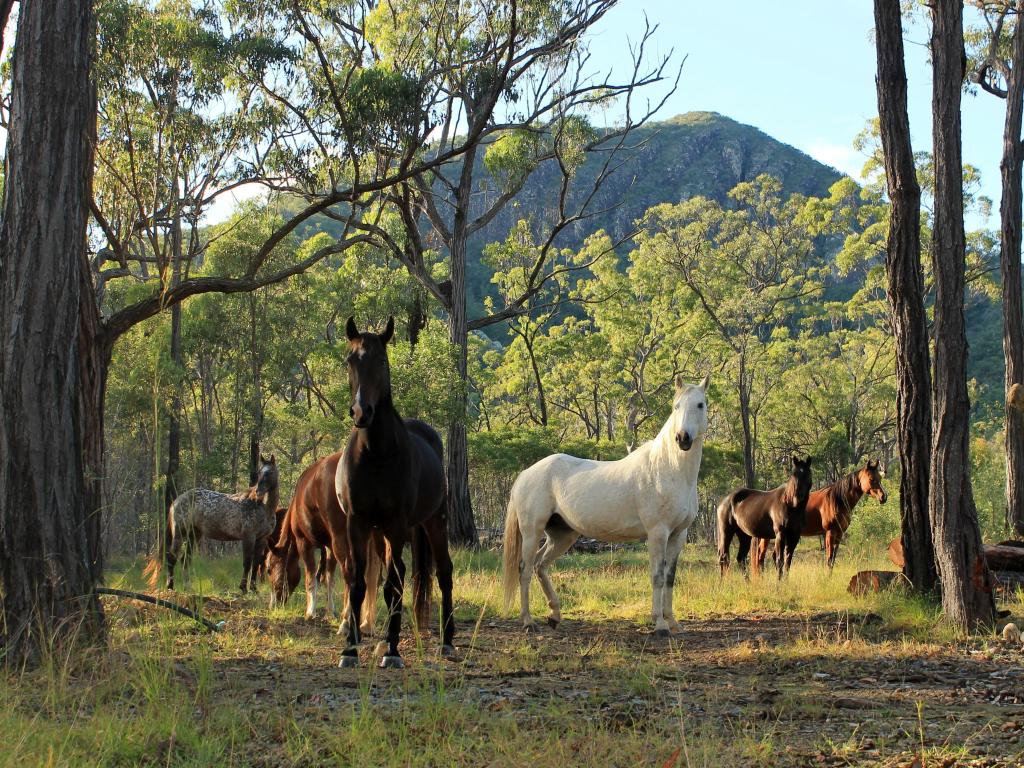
[446,143,478,547]
[164,208,184,516]
[0,0,105,666]
[998,11,1024,537]
[873,0,937,592]
[929,0,996,628]
[737,351,756,488]
[248,293,264,485]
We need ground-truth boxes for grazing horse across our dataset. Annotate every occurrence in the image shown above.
[254,507,288,583]
[266,451,381,637]
[503,375,710,638]
[336,316,455,669]
[752,459,887,572]
[164,455,280,592]
[717,456,813,580]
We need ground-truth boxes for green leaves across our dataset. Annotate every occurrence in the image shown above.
[343,66,424,152]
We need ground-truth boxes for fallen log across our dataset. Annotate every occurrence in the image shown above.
[888,539,1024,572]
[994,570,1024,596]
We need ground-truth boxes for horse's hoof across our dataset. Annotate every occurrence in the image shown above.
[654,629,671,640]
[441,644,458,659]
[338,655,359,669]
[547,617,560,629]
[523,622,538,634]
[379,655,405,670]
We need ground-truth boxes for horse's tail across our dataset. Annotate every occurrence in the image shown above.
[412,524,433,632]
[362,534,382,633]
[715,494,735,574]
[144,501,175,589]
[502,494,522,612]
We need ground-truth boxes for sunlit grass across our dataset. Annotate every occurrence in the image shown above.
[2,544,1021,766]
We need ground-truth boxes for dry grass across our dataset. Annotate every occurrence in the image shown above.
[3,544,1023,767]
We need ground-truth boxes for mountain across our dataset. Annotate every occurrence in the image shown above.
[463,111,845,317]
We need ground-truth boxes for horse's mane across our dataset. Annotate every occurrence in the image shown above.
[231,479,280,516]
[781,475,800,507]
[834,470,861,501]
[822,469,861,517]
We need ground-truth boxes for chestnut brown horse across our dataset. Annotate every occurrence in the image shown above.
[337,316,455,670]
[752,459,887,573]
[717,456,813,579]
[266,452,381,637]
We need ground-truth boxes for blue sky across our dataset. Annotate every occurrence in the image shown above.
[589,0,1007,217]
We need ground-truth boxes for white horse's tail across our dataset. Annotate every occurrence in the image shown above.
[502,497,522,612]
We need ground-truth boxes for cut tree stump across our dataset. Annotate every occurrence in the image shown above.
[888,538,1024,572]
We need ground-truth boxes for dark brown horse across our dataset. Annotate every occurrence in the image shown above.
[717,456,813,579]
[337,316,455,669]
[265,452,381,636]
[254,507,288,583]
[752,459,887,573]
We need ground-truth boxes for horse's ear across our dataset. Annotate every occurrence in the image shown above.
[791,454,798,466]
[805,456,812,466]
[269,454,276,465]
[699,374,710,391]
[381,316,394,345]
[346,316,359,341]
[674,374,684,392]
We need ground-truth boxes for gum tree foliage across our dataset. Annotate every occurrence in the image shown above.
[343,0,679,544]
[637,176,824,488]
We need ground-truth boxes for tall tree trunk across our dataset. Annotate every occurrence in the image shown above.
[737,351,756,488]
[446,225,478,547]
[929,0,996,628]
[0,0,104,666]
[999,10,1024,537]
[248,293,263,485]
[164,211,184,517]
[446,144,479,548]
[873,0,937,592]
[522,332,548,426]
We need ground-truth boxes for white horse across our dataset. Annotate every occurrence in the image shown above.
[502,375,709,636]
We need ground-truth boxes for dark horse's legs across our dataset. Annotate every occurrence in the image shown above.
[240,537,255,592]
[422,513,456,654]
[380,529,408,668]
[784,528,800,575]
[774,530,786,580]
[339,517,369,668]
[166,536,178,590]
[735,532,752,573]
[717,524,735,576]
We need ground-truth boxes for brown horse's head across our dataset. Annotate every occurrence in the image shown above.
[858,459,887,504]
[345,316,395,428]
[783,455,813,507]
[266,537,299,607]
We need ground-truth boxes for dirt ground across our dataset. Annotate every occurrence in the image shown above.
[156,594,1024,768]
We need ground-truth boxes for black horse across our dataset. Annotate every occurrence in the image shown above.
[336,316,456,669]
[716,456,813,580]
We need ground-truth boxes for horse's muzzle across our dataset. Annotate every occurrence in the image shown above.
[676,431,692,451]
[351,403,374,428]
